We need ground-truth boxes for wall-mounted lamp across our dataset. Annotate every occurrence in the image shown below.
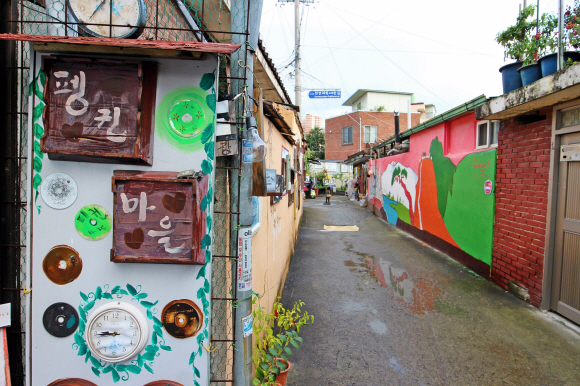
[246,116,267,162]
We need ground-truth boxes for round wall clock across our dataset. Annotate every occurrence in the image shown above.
[86,302,149,363]
[66,0,147,39]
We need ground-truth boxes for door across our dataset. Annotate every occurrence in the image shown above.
[551,132,580,324]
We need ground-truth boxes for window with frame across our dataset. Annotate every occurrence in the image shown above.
[364,125,378,143]
[342,126,353,145]
[476,120,500,148]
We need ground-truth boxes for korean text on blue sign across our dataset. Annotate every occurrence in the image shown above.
[308,90,341,99]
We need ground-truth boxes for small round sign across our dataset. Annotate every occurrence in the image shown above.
[43,302,79,337]
[75,204,111,241]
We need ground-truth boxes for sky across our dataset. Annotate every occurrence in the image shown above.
[258,0,572,123]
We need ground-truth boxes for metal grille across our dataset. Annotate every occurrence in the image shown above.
[1,0,251,383]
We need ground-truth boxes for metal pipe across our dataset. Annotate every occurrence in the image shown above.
[394,110,400,144]
[558,0,564,71]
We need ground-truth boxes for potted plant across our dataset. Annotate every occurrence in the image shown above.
[496,5,537,93]
[518,12,556,85]
[561,1,580,70]
[252,297,314,386]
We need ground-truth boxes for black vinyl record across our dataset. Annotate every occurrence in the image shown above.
[43,302,79,337]
[161,299,203,339]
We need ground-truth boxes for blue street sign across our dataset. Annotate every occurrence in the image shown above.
[308,90,341,99]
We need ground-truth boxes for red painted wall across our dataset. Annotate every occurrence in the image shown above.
[492,109,552,307]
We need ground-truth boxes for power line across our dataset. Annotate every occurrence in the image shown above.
[325,4,452,109]
[314,6,350,97]
[325,3,492,58]
[301,45,490,56]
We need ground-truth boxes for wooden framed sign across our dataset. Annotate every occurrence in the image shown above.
[111,171,207,264]
[40,56,157,164]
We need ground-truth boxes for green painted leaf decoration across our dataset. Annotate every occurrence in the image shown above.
[34,123,44,139]
[141,300,158,309]
[34,141,43,159]
[199,71,216,91]
[135,293,148,300]
[66,314,76,329]
[83,301,95,312]
[142,351,155,361]
[111,368,121,383]
[201,159,213,174]
[89,356,102,369]
[137,354,144,367]
[201,123,214,144]
[33,156,43,173]
[32,174,42,190]
[206,214,212,231]
[200,196,207,212]
[201,234,211,249]
[206,250,211,263]
[33,101,44,121]
[102,292,113,300]
[85,350,91,363]
[194,366,201,378]
[78,319,85,334]
[126,364,141,374]
[38,70,46,89]
[204,141,215,160]
[144,363,154,374]
[152,316,163,327]
[111,286,121,294]
[189,351,196,365]
[126,284,138,296]
[118,290,129,295]
[77,343,87,356]
[80,292,89,302]
[152,331,158,345]
[102,366,114,374]
[153,325,163,338]
[147,309,153,319]
[74,332,85,346]
[196,265,206,280]
[204,280,210,293]
[91,367,101,377]
[206,94,216,112]
[160,345,172,351]
[194,381,201,386]
[116,364,126,373]
[95,286,102,300]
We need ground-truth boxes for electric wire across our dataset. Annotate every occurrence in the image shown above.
[325,4,453,109]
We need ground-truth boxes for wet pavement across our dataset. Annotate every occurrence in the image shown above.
[281,195,580,386]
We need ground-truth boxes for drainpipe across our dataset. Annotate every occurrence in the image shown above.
[394,110,400,146]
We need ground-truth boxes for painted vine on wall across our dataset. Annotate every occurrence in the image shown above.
[30,68,45,214]
[188,70,216,386]
[72,284,171,383]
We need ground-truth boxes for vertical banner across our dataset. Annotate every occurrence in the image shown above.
[237,228,252,291]
[0,303,10,386]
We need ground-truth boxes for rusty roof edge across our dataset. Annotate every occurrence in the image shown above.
[257,37,293,104]
[263,101,295,145]
[0,33,241,54]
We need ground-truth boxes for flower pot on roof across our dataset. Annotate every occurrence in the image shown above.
[496,5,537,93]
[533,7,580,77]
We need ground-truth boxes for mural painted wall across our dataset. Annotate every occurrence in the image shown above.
[369,113,497,275]
[28,52,218,385]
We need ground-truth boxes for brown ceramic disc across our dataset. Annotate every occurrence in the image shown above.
[42,245,83,285]
[161,299,203,339]
[48,379,98,386]
[143,382,185,386]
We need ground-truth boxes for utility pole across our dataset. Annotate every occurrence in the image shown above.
[295,0,301,110]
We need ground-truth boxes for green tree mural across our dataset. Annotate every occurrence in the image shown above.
[430,137,456,218]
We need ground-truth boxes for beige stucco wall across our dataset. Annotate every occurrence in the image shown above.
[252,113,304,314]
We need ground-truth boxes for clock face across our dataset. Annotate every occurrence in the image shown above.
[66,0,147,39]
[86,302,149,362]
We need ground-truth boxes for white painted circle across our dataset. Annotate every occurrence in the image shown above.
[41,173,78,209]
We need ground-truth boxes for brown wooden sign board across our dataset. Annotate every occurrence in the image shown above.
[111,171,207,264]
[40,56,157,164]
[215,135,238,157]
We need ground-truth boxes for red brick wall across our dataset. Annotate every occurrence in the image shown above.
[492,108,552,307]
[325,112,420,160]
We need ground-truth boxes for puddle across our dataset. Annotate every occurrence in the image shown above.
[369,319,388,335]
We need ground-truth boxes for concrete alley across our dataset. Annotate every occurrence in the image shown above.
[282,195,580,386]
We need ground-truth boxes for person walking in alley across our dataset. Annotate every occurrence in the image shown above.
[325,186,332,204]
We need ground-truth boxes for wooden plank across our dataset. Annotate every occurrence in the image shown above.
[0,34,241,54]
[252,88,267,196]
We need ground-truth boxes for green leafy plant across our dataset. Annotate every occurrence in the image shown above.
[252,298,314,386]
[496,5,538,62]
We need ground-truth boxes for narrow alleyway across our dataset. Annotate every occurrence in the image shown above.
[281,195,580,386]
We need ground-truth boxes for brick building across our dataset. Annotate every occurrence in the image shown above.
[325,111,420,160]
[477,63,580,324]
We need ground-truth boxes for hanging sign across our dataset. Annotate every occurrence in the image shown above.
[40,56,157,165]
[308,90,341,99]
[237,228,252,291]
